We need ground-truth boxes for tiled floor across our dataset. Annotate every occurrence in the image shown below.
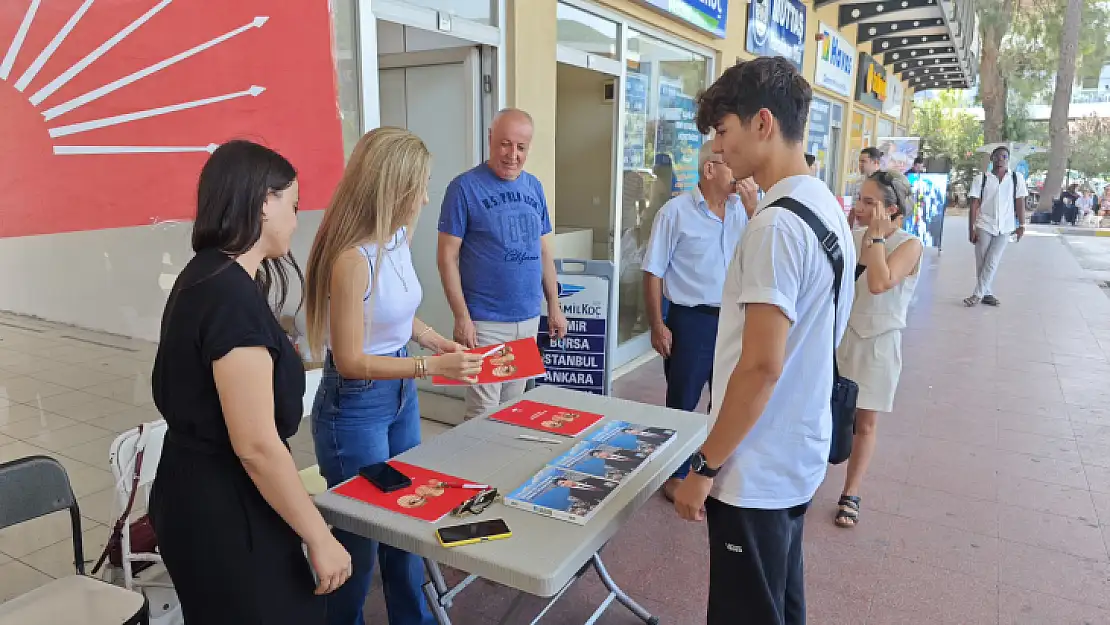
[4,219,1110,623]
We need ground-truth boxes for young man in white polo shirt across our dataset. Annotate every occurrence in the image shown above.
[965,146,1028,307]
[672,57,856,625]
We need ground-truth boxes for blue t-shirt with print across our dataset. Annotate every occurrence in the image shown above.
[438,163,552,323]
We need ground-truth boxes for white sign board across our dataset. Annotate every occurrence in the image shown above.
[813,22,855,98]
[883,78,905,118]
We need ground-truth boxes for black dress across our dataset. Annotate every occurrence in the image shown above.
[149,249,322,625]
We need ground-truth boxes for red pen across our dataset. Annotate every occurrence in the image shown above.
[437,482,490,490]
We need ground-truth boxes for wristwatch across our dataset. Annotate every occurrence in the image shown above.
[868,237,886,246]
[689,451,720,478]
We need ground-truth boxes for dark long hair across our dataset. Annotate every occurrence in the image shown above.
[192,140,303,313]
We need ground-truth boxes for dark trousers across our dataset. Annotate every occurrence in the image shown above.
[663,303,718,478]
[705,497,808,625]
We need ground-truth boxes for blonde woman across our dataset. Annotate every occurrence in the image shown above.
[834,170,923,529]
[304,128,482,625]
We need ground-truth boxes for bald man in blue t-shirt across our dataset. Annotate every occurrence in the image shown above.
[437,109,568,421]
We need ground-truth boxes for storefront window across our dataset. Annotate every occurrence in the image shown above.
[618,30,708,345]
[404,0,495,25]
[332,0,362,158]
[557,2,619,58]
[877,118,894,140]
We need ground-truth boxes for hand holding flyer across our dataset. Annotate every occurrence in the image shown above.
[432,338,546,386]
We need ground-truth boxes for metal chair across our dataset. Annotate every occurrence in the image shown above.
[0,455,149,625]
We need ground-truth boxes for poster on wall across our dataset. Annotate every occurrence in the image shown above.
[746,0,807,70]
[814,22,855,98]
[807,97,832,183]
[656,81,702,197]
[878,137,921,173]
[636,0,730,39]
[877,118,894,142]
[905,173,949,249]
[0,0,344,239]
[623,73,649,170]
[854,52,888,110]
[883,79,905,118]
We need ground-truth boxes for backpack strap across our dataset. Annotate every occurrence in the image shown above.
[767,197,845,382]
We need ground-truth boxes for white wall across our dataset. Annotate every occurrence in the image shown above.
[554,63,615,261]
[0,211,324,343]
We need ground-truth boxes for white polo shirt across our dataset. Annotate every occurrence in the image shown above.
[709,175,856,510]
[969,170,1028,236]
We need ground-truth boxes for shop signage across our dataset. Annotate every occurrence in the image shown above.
[746,0,806,70]
[637,0,730,39]
[813,22,854,98]
[855,52,887,109]
[807,97,832,182]
[538,271,611,395]
[883,78,905,118]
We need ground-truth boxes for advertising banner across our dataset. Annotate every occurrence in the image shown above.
[538,262,614,395]
[746,0,807,70]
[855,52,888,110]
[656,82,702,196]
[808,97,832,182]
[905,173,949,249]
[878,136,921,173]
[883,78,905,118]
[637,0,730,39]
[814,22,855,98]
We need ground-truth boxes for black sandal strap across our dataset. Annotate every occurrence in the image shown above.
[837,495,861,511]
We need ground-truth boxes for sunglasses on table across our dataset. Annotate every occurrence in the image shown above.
[450,488,499,517]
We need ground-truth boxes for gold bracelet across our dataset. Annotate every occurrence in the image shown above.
[416,326,434,349]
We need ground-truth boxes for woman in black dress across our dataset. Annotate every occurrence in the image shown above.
[150,140,351,624]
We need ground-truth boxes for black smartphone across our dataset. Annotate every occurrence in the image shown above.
[359,463,411,493]
[436,519,512,548]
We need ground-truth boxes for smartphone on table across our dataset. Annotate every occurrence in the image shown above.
[359,462,412,493]
[436,519,512,548]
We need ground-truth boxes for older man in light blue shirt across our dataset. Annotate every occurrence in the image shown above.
[642,142,757,499]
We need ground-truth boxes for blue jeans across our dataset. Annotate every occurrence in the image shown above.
[312,350,435,625]
[663,304,718,479]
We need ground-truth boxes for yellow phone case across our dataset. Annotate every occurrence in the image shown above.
[436,529,512,548]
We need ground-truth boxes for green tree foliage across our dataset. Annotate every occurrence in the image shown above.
[1067,115,1110,177]
[912,91,984,187]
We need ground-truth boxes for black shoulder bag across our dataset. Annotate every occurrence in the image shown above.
[770,197,858,465]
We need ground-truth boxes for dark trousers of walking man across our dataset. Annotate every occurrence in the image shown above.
[663,303,718,477]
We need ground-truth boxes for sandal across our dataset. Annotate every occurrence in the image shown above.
[963,295,980,307]
[982,295,1000,306]
[834,495,861,528]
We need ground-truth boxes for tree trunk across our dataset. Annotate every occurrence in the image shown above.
[978,0,1013,143]
[1038,0,1084,212]
[979,24,1007,143]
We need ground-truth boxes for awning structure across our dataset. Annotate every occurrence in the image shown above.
[815,0,979,92]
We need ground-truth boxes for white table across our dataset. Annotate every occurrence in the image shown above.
[313,386,708,625]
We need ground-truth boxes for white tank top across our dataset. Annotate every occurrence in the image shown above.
[356,228,423,355]
[848,227,920,338]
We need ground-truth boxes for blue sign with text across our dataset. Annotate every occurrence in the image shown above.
[538,272,610,395]
[746,0,807,70]
[639,0,730,39]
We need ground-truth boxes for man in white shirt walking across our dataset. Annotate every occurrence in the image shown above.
[642,143,756,499]
[965,146,1028,307]
[672,57,856,625]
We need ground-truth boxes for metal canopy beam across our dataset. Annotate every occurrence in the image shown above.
[871,32,951,53]
[838,0,941,27]
[881,45,955,64]
[856,17,947,42]
[894,57,960,71]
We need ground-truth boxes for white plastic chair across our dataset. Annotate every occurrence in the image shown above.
[107,420,171,592]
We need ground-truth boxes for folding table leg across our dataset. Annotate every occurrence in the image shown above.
[591,554,659,625]
[422,559,453,625]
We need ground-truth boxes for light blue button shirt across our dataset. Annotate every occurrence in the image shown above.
[642,187,748,307]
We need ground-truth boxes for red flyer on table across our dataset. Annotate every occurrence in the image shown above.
[432,338,546,386]
[488,400,604,438]
[332,461,481,523]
